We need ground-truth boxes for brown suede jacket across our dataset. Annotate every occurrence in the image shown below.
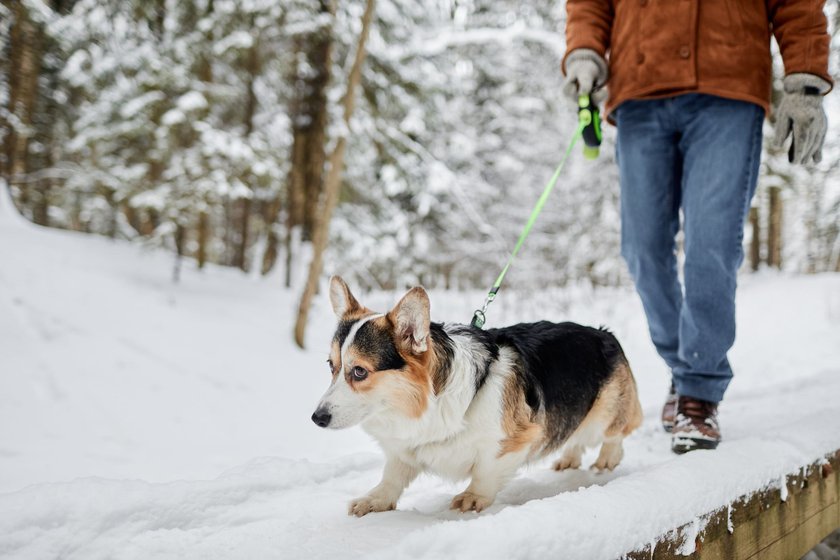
[563,0,833,119]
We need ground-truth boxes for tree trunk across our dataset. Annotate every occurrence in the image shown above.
[221,198,232,265]
[294,0,376,349]
[749,206,760,272]
[105,190,119,239]
[197,0,214,83]
[197,210,209,270]
[284,1,334,283]
[284,125,305,287]
[232,198,252,272]
[833,234,840,273]
[172,223,186,284]
[243,23,260,137]
[230,26,262,273]
[300,3,333,242]
[150,0,165,39]
[767,186,783,269]
[803,183,819,274]
[32,178,49,226]
[4,1,41,207]
[261,197,281,275]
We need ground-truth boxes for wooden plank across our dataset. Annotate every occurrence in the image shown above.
[625,451,840,560]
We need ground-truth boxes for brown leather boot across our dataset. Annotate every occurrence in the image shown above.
[661,382,677,433]
[671,396,721,454]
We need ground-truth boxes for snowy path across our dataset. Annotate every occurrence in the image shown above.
[1,207,839,559]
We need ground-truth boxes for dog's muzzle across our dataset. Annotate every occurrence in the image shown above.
[311,407,332,428]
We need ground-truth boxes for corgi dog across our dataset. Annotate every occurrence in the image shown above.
[312,276,643,516]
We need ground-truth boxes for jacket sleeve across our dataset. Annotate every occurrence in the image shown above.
[562,0,613,74]
[767,0,833,90]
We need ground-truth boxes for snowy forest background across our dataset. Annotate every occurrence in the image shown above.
[2,3,840,555]
[2,0,840,312]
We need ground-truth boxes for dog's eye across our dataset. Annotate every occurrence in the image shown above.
[351,366,368,381]
[327,359,335,373]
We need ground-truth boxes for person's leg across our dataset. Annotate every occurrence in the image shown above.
[615,100,685,373]
[674,94,764,403]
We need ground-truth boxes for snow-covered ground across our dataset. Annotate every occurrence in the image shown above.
[1,192,839,559]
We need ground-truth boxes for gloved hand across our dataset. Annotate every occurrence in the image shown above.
[562,48,608,105]
[773,73,831,164]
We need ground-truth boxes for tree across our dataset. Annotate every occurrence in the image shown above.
[294,0,376,348]
[2,0,43,212]
[278,0,335,285]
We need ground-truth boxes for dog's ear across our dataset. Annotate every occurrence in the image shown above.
[388,287,430,355]
[329,276,362,318]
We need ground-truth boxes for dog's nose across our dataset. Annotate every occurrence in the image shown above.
[311,408,332,428]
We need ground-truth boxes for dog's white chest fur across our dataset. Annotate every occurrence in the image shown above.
[363,337,515,480]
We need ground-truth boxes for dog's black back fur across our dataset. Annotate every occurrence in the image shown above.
[489,321,625,450]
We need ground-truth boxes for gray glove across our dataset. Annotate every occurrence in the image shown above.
[773,73,831,164]
[562,48,608,106]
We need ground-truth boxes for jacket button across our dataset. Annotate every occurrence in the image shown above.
[637,53,645,64]
[679,45,691,58]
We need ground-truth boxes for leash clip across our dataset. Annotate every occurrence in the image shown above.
[470,291,497,329]
[470,310,485,329]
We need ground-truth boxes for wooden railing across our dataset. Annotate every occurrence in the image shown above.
[626,450,840,560]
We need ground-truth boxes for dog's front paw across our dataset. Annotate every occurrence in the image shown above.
[552,455,581,471]
[450,491,493,513]
[348,495,396,517]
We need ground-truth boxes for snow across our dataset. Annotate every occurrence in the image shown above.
[212,30,254,55]
[130,189,167,211]
[397,24,566,60]
[119,91,166,119]
[675,518,701,556]
[160,108,186,126]
[177,91,208,113]
[1,201,839,559]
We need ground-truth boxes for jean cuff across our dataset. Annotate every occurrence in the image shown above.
[673,373,730,404]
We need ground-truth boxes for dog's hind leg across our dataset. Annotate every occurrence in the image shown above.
[451,447,529,513]
[552,444,583,471]
[589,359,641,472]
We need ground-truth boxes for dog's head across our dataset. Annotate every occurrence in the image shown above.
[311,276,433,430]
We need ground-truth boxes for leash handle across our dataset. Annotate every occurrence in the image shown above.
[578,94,603,160]
[470,107,591,329]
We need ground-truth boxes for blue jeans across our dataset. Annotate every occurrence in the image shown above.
[615,94,764,403]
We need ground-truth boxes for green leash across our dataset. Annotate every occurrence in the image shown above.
[470,94,602,329]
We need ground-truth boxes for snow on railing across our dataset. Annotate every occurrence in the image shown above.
[624,450,840,560]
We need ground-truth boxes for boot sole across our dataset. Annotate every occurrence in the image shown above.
[671,436,719,454]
